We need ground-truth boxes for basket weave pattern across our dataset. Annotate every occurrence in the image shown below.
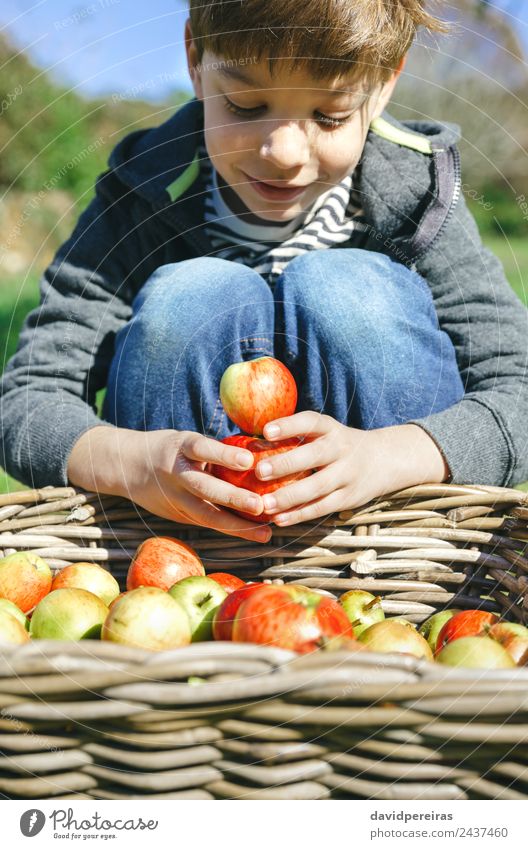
[0,482,527,800]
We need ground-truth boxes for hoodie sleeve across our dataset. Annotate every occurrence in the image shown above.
[409,191,528,487]
[0,174,146,488]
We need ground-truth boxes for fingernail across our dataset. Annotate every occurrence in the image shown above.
[236,451,252,468]
[257,529,271,543]
[247,496,259,511]
[263,494,277,511]
[265,424,280,437]
[275,514,289,525]
[258,461,272,478]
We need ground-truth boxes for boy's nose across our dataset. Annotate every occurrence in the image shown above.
[258,122,311,169]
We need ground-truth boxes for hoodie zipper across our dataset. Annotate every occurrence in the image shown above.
[409,145,462,267]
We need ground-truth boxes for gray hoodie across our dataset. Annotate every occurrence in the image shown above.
[1,97,527,488]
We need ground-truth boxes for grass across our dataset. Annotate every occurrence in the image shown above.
[1,234,527,495]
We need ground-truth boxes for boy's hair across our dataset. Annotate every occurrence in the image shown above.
[188,0,448,88]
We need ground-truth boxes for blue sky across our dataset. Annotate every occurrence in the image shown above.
[1,0,526,102]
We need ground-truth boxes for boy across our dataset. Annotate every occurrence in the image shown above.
[2,1,528,548]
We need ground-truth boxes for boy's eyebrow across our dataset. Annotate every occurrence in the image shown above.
[217,65,360,96]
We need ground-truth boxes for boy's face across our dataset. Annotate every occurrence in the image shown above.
[185,21,402,224]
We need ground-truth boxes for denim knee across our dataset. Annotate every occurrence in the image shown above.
[276,248,438,341]
[128,257,272,354]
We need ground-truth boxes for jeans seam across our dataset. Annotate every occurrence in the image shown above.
[240,337,274,347]
[206,396,224,436]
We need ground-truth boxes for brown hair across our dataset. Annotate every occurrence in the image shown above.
[188,0,449,87]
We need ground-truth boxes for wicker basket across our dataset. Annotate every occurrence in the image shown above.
[0,482,527,801]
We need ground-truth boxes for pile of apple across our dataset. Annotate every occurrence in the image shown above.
[1,535,527,668]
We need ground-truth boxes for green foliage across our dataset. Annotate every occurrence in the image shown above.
[467,186,528,239]
[0,34,189,199]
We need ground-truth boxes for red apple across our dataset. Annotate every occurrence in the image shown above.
[436,635,515,669]
[435,609,499,656]
[0,612,30,645]
[0,552,52,614]
[231,584,354,653]
[127,536,205,591]
[52,562,120,607]
[212,582,268,641]
[102,587,191,650]
[29,588,109,640]
[209,434,312,523]
[358,620,433,661]
[207,572,246,593]
[220,356,297,436]
[488,623,528,664]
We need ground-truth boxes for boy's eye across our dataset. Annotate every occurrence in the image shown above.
[222,96,352,129]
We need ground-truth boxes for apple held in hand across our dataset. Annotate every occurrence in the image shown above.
[52,562,120,607]
[231,584,354,653]
[418,609,461,652]
[0,612,30,645]
[30,588,109,640]
[209,434,312,523]
[127,536,205,591]
[220,356,297,436]
[168,576,228,641]
[212,582,268,641]
[435,609,499,657]
[436,636,515,669]
[0,552,52,613]
[339,590,384,637]
[102,587,191,650]
[358,620,433,661]
[207,573,246,593]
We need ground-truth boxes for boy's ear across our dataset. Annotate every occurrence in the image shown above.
[371,55,406,120]
[184,18,204,101]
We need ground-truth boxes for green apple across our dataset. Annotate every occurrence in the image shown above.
[169,576,228,641]
[436,636,515,668]
[386,617,416,628]
[30,588,109,640]
[0,612,30,645]
[338,590,384,637]
[102,587,191,650]
[358,620,433,661]
[419,609,461,651]
[0,598,28,630]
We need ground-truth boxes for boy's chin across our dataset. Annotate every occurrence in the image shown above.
[236,194,308,225]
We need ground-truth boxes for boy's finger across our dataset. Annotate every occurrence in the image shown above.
[259,466,334,515]
[180,468,265,516]
[182,433,253,470]
[181,490,272,544]
[255,438,330,481]
[263,411,331,441]
[272,490,344,528]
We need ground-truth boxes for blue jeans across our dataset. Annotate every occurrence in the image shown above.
[103,249,464,435]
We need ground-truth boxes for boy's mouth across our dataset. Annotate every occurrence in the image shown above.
[241,171,309,202]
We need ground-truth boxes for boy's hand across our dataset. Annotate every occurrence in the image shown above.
[252,412,449,526]
[67,426,271,544]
